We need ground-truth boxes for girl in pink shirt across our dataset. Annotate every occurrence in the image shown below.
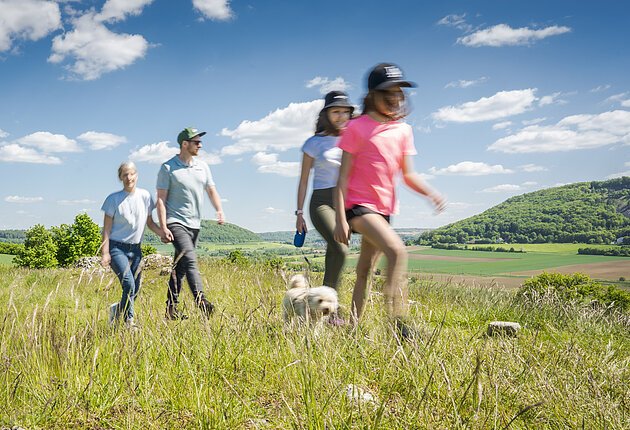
[334,63,446,340]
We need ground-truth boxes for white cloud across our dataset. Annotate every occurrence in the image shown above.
[192,0,233,20]
[489,110,630,153]
[437,14,472,32]
[590,85,611,93]
[129,141,178,163]
[519,164,547,172]
[17,131,80,153]
[429,161,513,176]
[0,144,62,164]
[221,100,322,156]
[96,0,155,22]
[606,171,630,179]
[480,184,523,193]
[621,100,630,108]
[539,92,565,106]
[458,24,570,47]
[77,131,127,150]
[521,117,546,126]
[5,195,44,203]
[263,207,283,214]
[48,13,149,81]
[0,0,61,52]
[432,89,537,123]
[252,152,300,177]
[57,199,96,205]
[492,121,512,130]
[129,140,222,165]
[306,76,351,94]
[445,77,487,89]
[604,92,629,106]
[0,129,8,139]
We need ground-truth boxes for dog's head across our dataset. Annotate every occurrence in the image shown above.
[288,274,308,290]
[306,286,339,316]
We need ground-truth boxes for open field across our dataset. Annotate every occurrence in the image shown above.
[0,261,628,428]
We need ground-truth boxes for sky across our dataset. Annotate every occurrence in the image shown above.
[0,0,628,233]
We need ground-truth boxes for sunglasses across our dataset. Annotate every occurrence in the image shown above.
[188,140,202,145]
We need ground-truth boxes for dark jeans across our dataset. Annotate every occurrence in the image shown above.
[167,223,205,307]
[309,187,348,290]
[109,240,142,321]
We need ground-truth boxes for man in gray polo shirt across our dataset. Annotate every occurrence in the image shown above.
[157,127,225,320]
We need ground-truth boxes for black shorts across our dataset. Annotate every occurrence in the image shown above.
[345,205,391,224]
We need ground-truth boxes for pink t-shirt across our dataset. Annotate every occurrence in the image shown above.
[338,115,417,215]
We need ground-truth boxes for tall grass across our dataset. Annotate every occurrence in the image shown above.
[1,261,628,429]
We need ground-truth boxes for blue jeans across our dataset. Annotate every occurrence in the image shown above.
[109,240,142,322]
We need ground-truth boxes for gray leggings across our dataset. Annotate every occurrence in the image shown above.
[309,187,348,289]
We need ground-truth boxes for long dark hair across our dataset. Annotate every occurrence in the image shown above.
[361,89,410,120]
[314,108,340,136]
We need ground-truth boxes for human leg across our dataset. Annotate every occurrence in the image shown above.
[349,214,408,318]
[350,236,380,323]
[309,189,347,289]
[109,242,136,323]
[168,223,213,317]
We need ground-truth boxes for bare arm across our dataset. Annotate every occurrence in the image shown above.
[296,153,314,233]
[333,151,353,245]
[206,185,225,224]
[146,214,163,238]
[101,214,113,267]
[156,189,173,242]
[401,155,446,213]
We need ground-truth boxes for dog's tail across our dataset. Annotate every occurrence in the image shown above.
[288,274,308,290]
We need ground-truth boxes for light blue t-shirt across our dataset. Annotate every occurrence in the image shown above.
[156,155,215,229]
[302,134,342,190]
[101,188,155,244]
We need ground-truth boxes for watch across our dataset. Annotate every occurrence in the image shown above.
[295,209,303,215]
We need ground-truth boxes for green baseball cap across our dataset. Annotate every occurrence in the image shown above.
[177,127,206,145]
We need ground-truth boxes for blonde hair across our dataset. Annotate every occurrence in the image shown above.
[117,161,137,180]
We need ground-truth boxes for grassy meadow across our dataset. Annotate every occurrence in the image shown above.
[1,259,629,429]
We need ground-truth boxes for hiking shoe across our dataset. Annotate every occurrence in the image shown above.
[165,306,189,321]
[108,302,119,325]
[395,318,417,341]
[198,297,214,317]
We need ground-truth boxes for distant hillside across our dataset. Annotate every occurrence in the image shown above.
[145,220,261,244]
[261,228,432,247]
[419,177,630,245]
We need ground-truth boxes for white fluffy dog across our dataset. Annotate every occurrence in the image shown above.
[282,274,338,324]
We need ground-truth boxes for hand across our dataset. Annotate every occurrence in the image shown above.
[334,220,351,245]
[296,214,307,233]
[216,210,225,225]
[101,253,111,268]
[161,228,173,243]
[431,193,447,214]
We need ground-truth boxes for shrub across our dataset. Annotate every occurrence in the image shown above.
[0,242,24,255]
[141,244,157,256]
[14,224,58,269]
[518,272,630,312]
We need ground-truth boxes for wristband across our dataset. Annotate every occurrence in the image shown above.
[295,210,303,215]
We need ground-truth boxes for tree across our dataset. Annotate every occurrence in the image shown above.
[72,213,101,257]
[51,224,80,267]
[14,224,58,269]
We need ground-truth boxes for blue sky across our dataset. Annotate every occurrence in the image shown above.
[0,0,628,233]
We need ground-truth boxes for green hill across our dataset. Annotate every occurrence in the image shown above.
[419,177,630,245]
[145,220,261,244]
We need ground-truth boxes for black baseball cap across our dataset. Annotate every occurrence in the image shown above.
[367,63,416,91]
[323,91,354,111]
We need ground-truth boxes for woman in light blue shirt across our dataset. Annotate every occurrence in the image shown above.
[296,91,354,323]
[101,161,163,328]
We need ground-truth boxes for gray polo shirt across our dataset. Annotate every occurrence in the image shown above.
[157,155,215,229]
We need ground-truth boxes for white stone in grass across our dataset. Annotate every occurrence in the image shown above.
[345,384,377,404]
[487,321,521,337]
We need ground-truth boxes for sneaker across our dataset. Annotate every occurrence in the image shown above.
[108,302,119,325]
[165,306,189,321]
[198,297,214,317]
[125,318,139,331]
[395,318,417,341]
